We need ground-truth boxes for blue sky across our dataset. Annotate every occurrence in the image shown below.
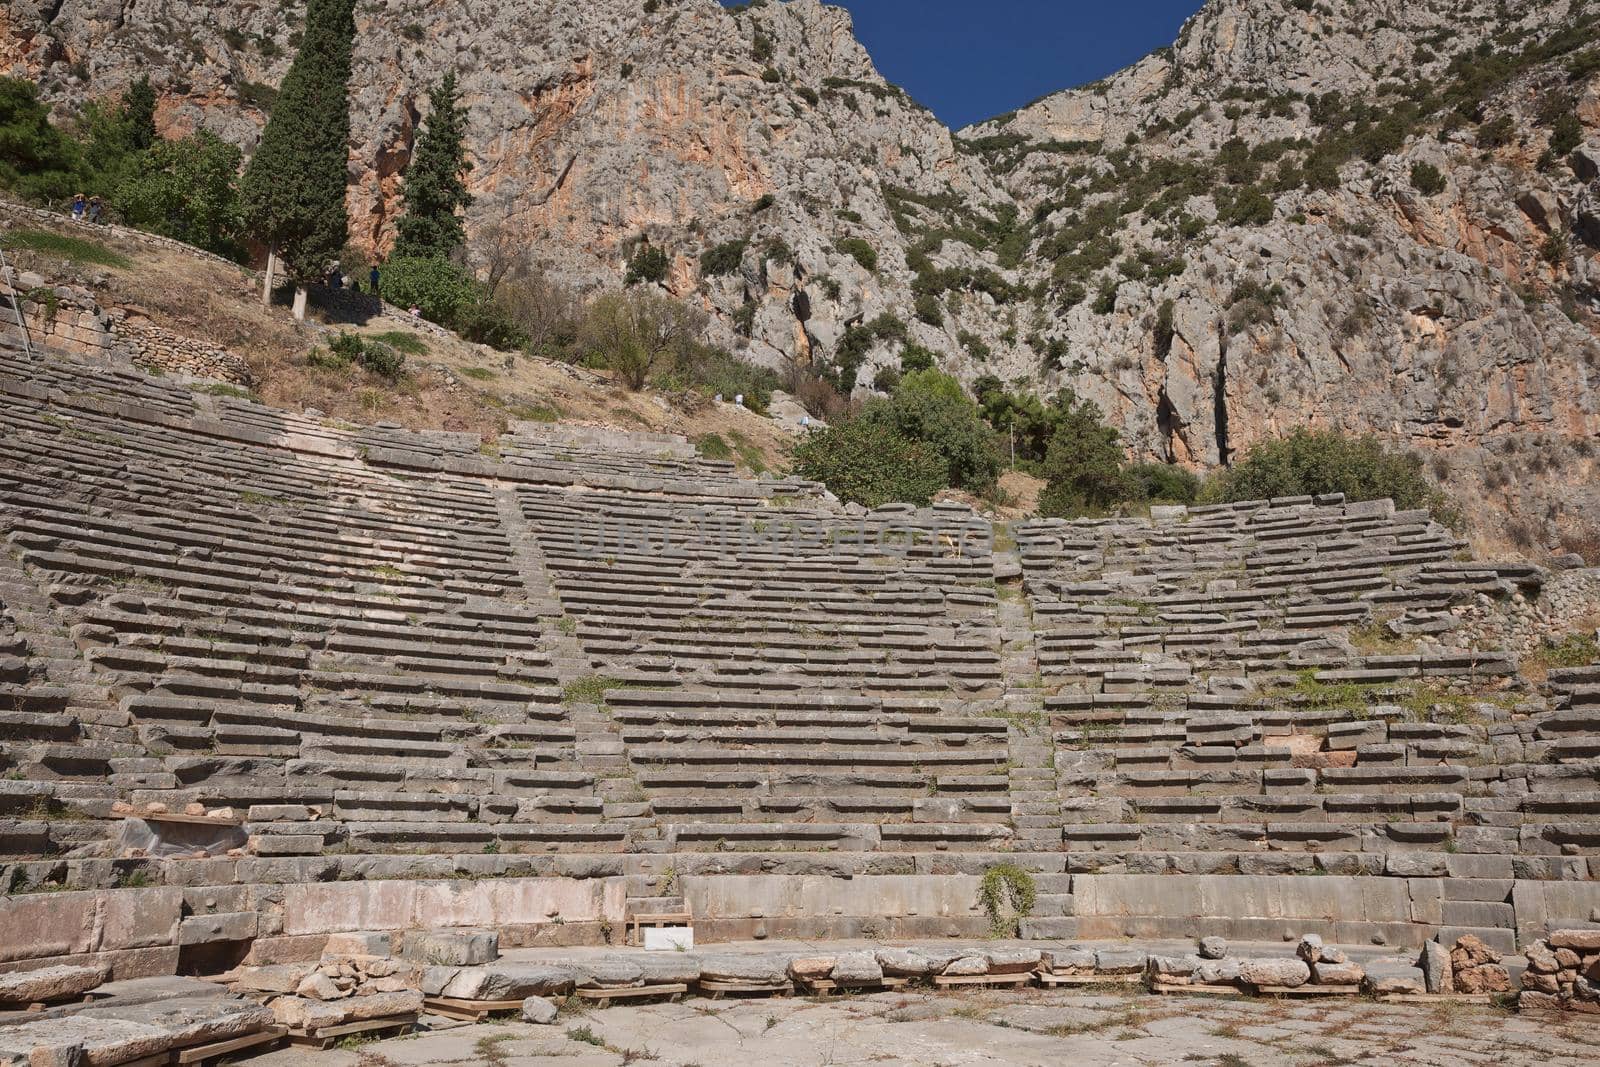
[722,0,1205,128]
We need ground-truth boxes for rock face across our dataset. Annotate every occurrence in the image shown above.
[8,0,1600,551]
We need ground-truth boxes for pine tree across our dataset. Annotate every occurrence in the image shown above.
[391,72,472,261]
[240,0,355,304]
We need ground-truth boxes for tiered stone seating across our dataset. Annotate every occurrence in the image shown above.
[1013,500,1597,931]
[0,335,1593,960]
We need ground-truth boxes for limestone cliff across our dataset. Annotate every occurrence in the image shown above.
[5,0,1599,555]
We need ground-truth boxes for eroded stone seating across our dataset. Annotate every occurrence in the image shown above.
[0,335,1593,976]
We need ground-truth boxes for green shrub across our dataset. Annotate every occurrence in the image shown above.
[1216,185,1274,226]
[1200,429,1446,515]
[1037,390,1132,517]
[1125,462,1199,504]
[308,331,406,381]
[761,68,782,84]
[624,245,669,286]
[913,291,943,326]
[825,312,905,393]
[1548,112,1582,158]
[978,863,1037,938]
[696,433,733,461]
[367,330,429,356]
[791,418,948,508]
[1409,161,1447,195]
[699,239,747,277]
[1477,115,1516,148]
[865,369,1000,494]
[117,130,245,258]
[835,236,878,271]
[652,342,780,413]
[900,344,936,374]
[378,256,478,324]
[583,290,699,389]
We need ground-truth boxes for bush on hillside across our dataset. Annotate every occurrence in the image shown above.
[865,369,1001,494]
[1409,161,1447,196]
[791,418,948,508]
[378,256,479,324]
[835,236,878,271]
[307,331,406,380]
[582,289,702,390]
[1036,390,1133,517]
[1200,429,1444,514]
[653,341,781,413]
[624,244,669,286]
[1125,462,1200,505]
[118,131,245,257]
[699,239,747,277]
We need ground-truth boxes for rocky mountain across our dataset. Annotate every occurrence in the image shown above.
[4,0,1599,556]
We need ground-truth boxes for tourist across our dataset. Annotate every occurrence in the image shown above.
[370,265,381,294]
[70,193,87,221]
[87,196,104,224]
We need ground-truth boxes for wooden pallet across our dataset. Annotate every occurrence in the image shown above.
[1255,984,1362,997]
[699,979,793,999]
[1037,972,1143,987]
[172,1025,288,1064]
[1151,980,1242,996]
[574,983,689,1008]
[796,976,910,995]
[424,996,527,1022]
[287,1012,418,1051]
[1380,993,1493,1005]
[932,972,1035,989]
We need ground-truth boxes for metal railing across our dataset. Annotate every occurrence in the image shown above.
[0,240,35,358]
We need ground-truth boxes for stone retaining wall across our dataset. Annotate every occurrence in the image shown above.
[110,313,255,386]
[3,872,1596,982]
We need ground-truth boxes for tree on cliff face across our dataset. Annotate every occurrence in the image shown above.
[391,72,472,262]
[240,0,355,318]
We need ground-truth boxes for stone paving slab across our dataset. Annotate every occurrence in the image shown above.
[239,985,1599,1066]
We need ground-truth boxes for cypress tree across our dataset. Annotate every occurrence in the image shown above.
[240,0,355,301]
[121,76,157,152]
[391,72,472,261]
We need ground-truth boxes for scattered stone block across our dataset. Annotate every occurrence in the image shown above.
[400,929,498,967]
[983,949,1040,975]
[1362,960,1425,995]
[787,956,836,981]
[1420,941,1452,994]
[1313,961,1364,985]
[1239,958,1311,988]
[1198,937,1228,960]
[698,955,787,985]
[0,964,107,1005]
[323,932,393,958]
[570,959,644,990]
[439,964,575,1001]
[1551,930,1600,951]
[875,948,935,977]
[1093,949,1147,974]
[831,952,884,984]
[943,956,989,977]
[521,995,558,1024]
